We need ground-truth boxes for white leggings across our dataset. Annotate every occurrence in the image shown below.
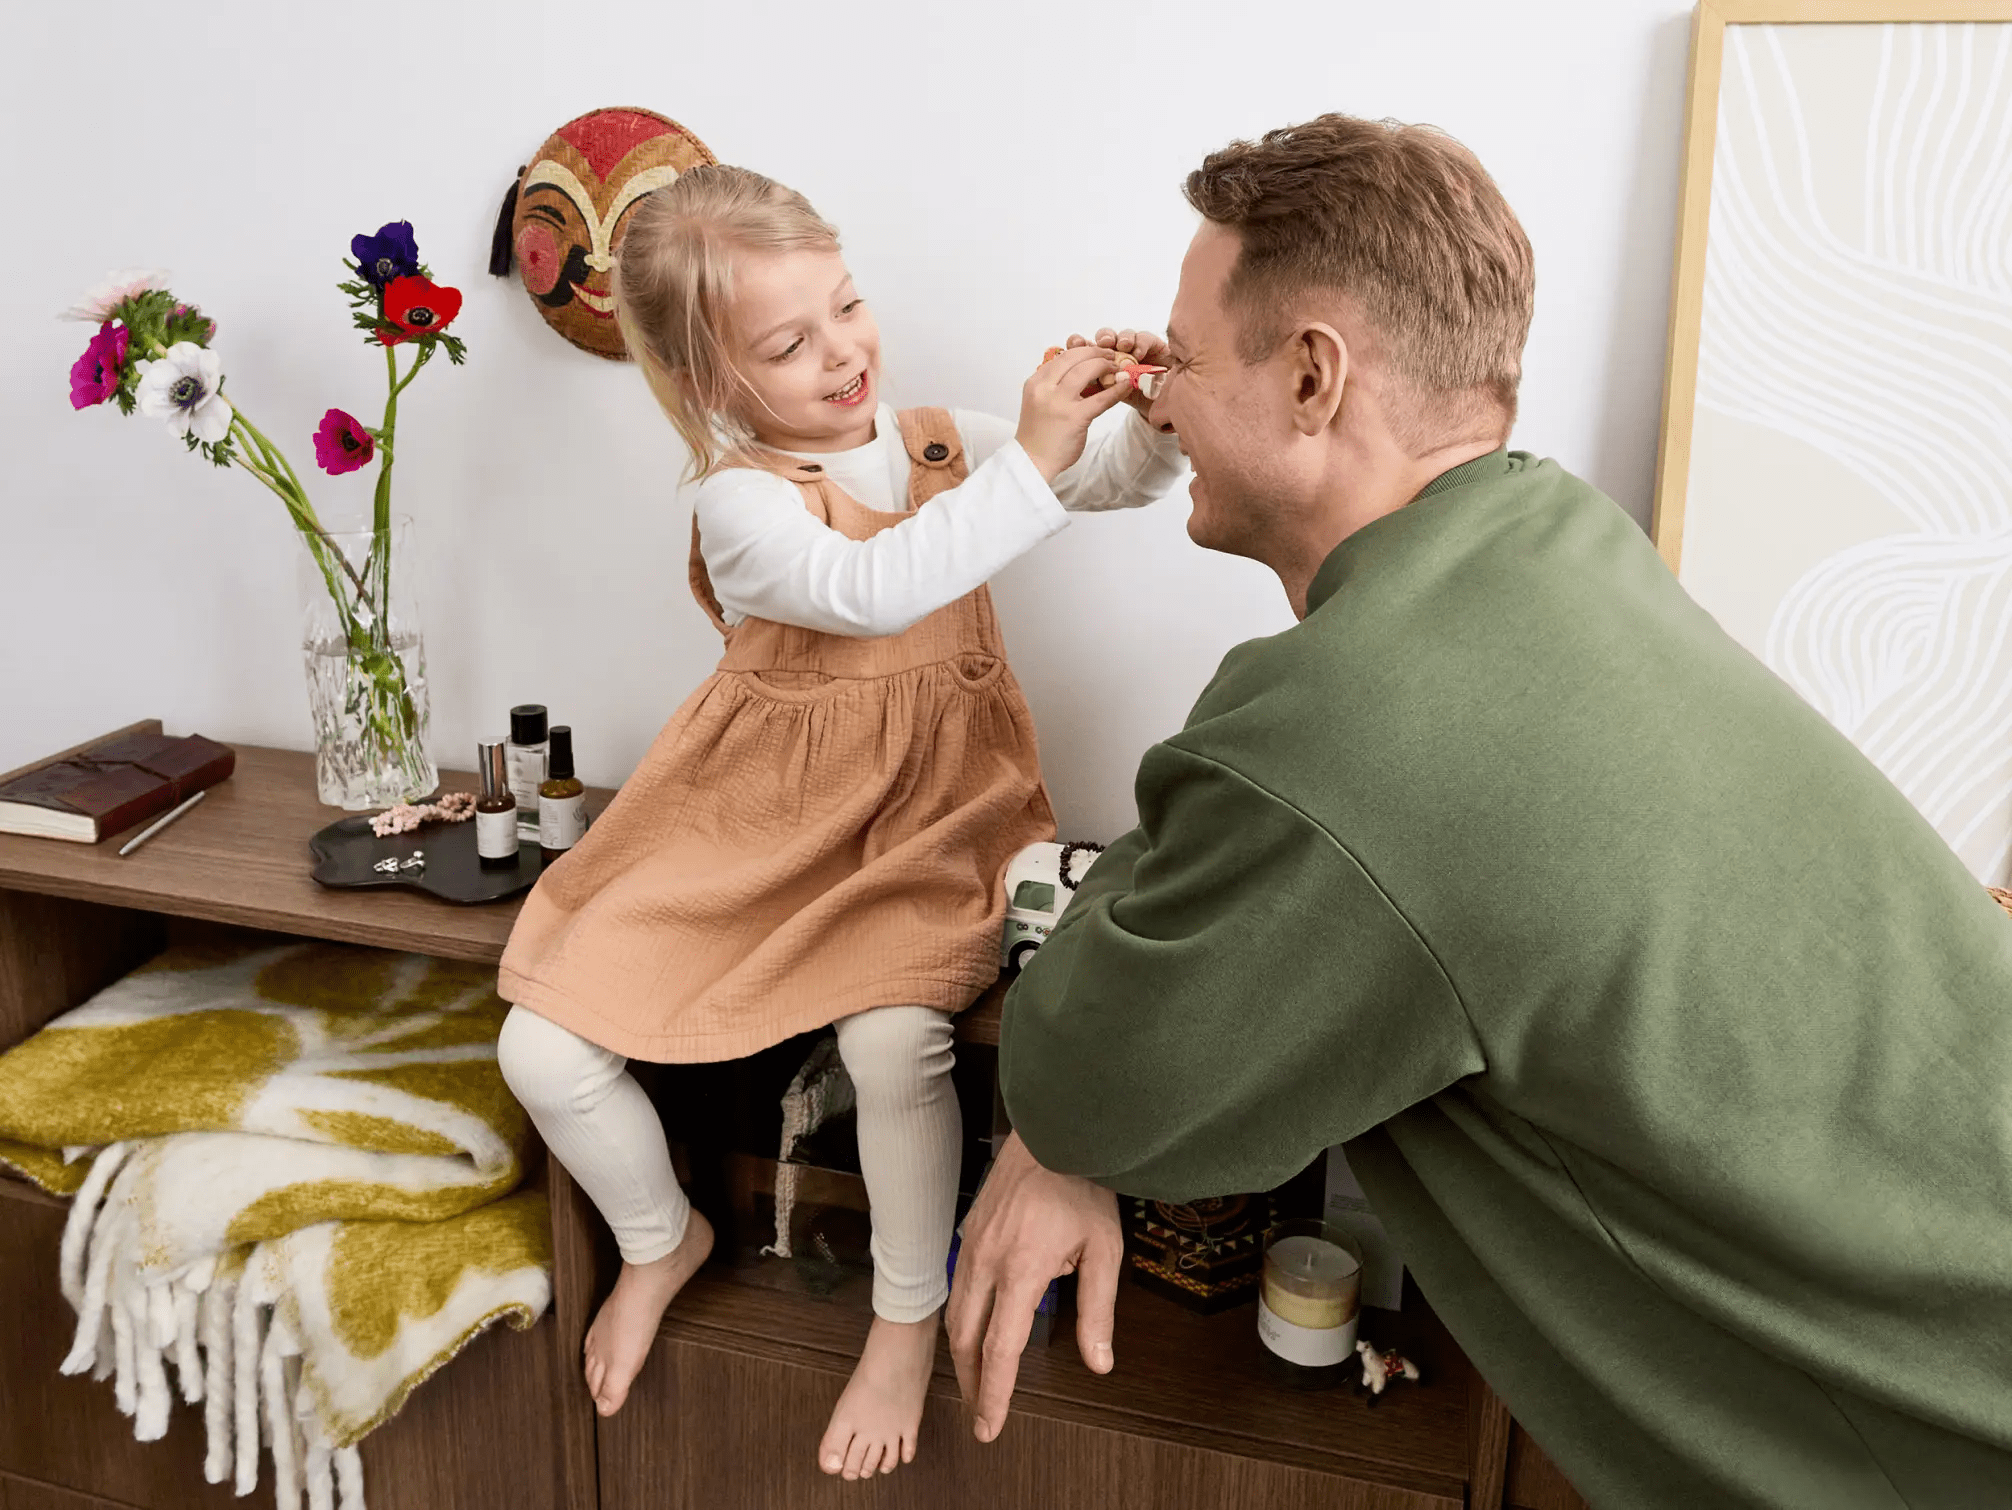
[496,1004,961,1324]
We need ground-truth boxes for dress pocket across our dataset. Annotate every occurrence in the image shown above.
[946,653,1005,691]
[736,668,847,703]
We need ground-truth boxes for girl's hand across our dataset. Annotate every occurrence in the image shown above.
[1018,346,1131,482]
[1066,328,1171,419]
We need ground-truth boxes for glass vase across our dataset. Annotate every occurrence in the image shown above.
[296,518,437,810]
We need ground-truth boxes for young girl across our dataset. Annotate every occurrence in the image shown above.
[494,164,1183,1479]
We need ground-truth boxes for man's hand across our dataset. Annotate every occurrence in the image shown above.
[1066,327,1172,419]
[946,1131,1124,1443]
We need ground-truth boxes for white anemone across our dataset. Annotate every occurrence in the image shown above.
[135,343,233,444]
[61,269,173,323]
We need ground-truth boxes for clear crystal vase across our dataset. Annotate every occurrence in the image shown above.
[297,519,437,809]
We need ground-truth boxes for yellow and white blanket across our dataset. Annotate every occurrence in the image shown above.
[0,932,550,1510]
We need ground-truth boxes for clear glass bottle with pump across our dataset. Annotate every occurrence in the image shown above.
[475,741,519,869]
[538,726,588,864]
[505,705,548,842]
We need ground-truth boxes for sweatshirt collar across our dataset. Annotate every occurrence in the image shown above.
[1411,446,1511,503]
[1305,448,1512,615]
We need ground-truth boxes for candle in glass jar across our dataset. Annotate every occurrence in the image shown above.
[1263,1235,1357,1327]
[1257,1222,1362,1373]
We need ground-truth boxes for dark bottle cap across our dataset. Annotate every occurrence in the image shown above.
[510,704,548,745]
[547,726,575,782]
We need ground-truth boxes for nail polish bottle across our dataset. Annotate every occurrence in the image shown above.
[475,741,519,869]
[538,726,587,864]
[506,705,548,842]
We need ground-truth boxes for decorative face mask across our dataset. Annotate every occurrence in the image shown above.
[491,108,716,359]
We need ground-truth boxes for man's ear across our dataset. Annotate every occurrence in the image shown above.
[1286,323,1348,437]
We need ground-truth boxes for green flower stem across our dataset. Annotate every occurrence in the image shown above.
[392,343,433,397]
[227,440,355,645]
[228,412,373,610]
[370,343,399,629]
[365,340,433,626]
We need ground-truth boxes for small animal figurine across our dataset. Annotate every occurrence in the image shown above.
[1355,1339,1422,1402]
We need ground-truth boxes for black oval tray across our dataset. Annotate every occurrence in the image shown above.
[308,813,542,904]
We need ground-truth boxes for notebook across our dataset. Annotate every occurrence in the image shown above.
[0,720,236,843]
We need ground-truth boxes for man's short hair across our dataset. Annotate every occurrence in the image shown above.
[1183,113,1536,453]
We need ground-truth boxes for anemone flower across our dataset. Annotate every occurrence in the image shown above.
[61,269,173,323]
[69,322,131,409]
[312,409,376,475]
[380,276,462,346]
[135,343,233,443]
[351,222,420,290]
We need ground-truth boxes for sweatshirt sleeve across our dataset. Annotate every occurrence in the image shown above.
[954,406,1186,514]
[999,742,1484,1201]
[694,442,1070,638]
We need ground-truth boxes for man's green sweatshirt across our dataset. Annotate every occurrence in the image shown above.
[1000,451,2012,1509]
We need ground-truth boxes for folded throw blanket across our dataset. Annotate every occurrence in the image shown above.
[0,932,551,1510]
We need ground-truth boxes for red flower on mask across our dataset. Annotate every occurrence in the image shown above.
[379,276,462,346]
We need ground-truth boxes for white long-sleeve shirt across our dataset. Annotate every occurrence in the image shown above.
[688,403,1185,637]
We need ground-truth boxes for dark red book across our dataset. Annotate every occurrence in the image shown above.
[0,720,235,843]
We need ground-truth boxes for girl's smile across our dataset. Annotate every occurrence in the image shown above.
[824,370,871,407]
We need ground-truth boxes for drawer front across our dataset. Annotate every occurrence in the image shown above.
[602,1333,1460,1510]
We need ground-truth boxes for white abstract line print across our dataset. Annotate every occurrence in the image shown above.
[1695,22,2012,882]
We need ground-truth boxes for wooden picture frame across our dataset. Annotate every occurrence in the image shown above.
[1650,0,2012,883]
[1652,0,2012,565]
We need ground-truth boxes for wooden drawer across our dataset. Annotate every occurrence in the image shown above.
[605,1335,1459,1510]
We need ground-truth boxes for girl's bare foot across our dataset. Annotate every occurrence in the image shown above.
[582,1210,714,1417]
[818,1312,940,1478]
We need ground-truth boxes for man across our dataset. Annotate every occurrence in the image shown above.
[946,114,2012,1508]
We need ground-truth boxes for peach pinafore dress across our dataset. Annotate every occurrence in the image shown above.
[497,408,1057,1062]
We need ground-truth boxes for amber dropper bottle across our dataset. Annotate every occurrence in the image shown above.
[475,741,518,869]
[538,726,587,865]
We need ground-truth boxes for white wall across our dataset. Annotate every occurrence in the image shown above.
[1,0,1692,840]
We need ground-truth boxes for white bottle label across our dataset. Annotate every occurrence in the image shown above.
[539,793,587,852]
[476,806,518,860]
[1256,1297,1357,1368]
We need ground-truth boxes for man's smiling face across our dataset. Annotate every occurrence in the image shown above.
[1153,221,1303,563]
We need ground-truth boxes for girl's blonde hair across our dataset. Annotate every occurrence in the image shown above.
[613,165,842,480]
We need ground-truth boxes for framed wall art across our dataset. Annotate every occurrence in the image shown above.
[1654,0,2012,881]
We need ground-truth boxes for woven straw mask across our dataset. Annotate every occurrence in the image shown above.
[502,108,716,359]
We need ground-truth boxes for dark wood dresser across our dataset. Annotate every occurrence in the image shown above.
[0,744,1586,1510]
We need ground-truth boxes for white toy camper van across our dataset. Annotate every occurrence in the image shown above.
[1000,840,1104,973]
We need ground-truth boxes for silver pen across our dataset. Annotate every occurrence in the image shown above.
[118,789,207,857]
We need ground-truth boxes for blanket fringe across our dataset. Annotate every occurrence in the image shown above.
[59,1206,384,1510]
